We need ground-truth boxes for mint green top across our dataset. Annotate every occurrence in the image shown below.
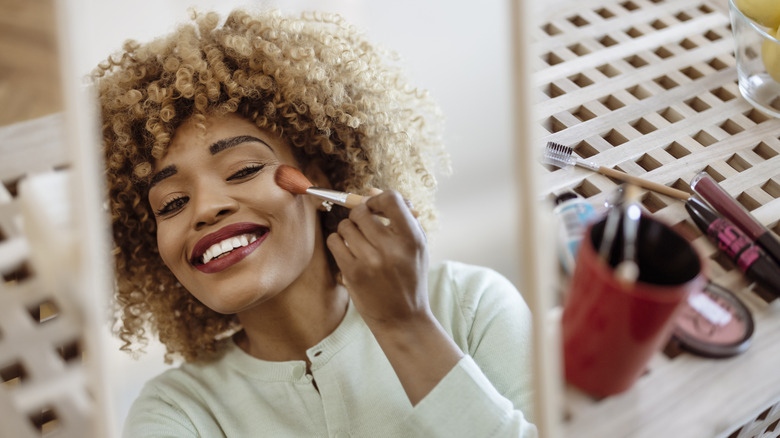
[123,261,537,437]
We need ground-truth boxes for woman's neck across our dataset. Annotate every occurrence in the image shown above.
[234,279,349,363]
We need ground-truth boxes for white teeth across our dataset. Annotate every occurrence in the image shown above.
[200,233,259,264]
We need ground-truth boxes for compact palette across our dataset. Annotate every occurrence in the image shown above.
[671,281,754,357]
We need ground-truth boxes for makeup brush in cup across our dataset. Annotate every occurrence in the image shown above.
[542,141,691,200]
[274,164,365,208]
[598,184,641,285]
[598,188,625,263]
[614,184,642,284]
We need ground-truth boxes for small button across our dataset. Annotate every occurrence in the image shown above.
[292,364,305,380]
[313,350,323,357]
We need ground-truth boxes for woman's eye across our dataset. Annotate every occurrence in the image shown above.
[155,196,188,216]
[227,164,265,181]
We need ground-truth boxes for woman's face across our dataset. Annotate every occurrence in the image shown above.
[147,113,330,314]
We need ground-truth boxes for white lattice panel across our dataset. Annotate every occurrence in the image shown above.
[534,0,780,436]
[0,0,115,434]
[0,115,94,437]
[731,400,780,438]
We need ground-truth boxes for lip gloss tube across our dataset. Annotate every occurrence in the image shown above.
[690,171,780,267]
[685,197,780,296]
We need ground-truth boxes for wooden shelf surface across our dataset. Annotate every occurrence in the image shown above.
[533,0,780,436]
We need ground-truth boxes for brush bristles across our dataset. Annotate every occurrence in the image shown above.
[542,141,575,169]
[274,164,312,195]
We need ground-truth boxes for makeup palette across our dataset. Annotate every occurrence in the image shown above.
[672,282,754,358]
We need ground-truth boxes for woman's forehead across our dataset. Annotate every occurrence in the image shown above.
[157,113,292,165]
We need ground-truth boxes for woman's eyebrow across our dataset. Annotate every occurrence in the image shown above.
[209,135,273,155]
[149,136,272,189]
[149,165,177,189]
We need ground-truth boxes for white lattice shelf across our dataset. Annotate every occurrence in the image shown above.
[0,115,95,437]
[535,0,780,436]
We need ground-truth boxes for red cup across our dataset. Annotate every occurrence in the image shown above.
[561,214,705,397]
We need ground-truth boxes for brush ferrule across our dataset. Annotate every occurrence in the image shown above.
[305,187,351,207]
[577,160,600,171]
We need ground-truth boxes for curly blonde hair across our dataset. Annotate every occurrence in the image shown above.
[92,8,448,363]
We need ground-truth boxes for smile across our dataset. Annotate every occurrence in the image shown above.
[191,223,269,274]
[201,233,258,264]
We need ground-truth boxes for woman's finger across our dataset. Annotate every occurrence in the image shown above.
[326,231,354,263]
[364,191,419,237]
[347,202,392,245]
[334,215,384,261]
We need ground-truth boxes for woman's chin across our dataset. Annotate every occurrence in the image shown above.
[197,291,266,315]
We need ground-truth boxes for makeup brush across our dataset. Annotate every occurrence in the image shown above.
[598,187,624,262]
[614,184,642,284]
[274,164,364,208]
[598,184,641,285]
[543,142,691,200]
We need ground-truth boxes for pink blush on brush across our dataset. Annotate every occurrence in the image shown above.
[672,282,754,358]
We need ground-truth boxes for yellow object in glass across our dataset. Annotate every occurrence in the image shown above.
[736,0,780,28]
[762,26,780,83]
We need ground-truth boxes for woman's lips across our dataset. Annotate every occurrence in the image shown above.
[191,223,269,274]
[194,234,267,273]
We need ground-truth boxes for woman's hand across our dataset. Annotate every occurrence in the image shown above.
[326,190,429,328]
[326,190,464,405]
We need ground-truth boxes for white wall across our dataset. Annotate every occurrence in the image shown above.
[79,0,517,430]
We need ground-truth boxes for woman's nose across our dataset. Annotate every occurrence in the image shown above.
[192,186,239,229]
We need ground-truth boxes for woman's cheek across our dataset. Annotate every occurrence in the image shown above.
[155,225,179,271]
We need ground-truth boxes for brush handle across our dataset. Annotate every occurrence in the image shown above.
[308,187,420,217]
[344,193,421,218]
[307,187,364,208]
[342,193,365,209]
[597,166,690,200]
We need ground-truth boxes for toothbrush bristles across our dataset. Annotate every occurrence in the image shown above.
[542,141,575,169]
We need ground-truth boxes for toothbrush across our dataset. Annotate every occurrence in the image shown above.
[542,141,691,200]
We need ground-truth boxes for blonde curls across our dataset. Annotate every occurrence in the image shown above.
[94,8,449,363]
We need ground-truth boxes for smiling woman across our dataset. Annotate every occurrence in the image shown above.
[94,8,536,437]
[148,114,329,315]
